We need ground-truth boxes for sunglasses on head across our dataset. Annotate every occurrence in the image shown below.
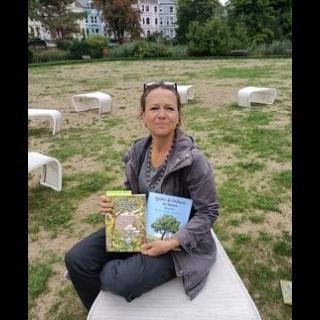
[143,81,177,92]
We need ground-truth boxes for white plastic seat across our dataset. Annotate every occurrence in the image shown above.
[28,152,62,191]
[238,86,277,108]
[87,230,262,320]
[177,85,194,104]
[72,91,112,115]
[28,109,63,135]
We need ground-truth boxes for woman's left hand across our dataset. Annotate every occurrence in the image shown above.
[141,239,180,256]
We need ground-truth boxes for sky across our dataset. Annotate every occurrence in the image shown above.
[219,0,228,5]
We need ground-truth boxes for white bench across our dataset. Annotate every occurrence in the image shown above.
[28,151,62,191]
[28,109,63,135]
[177,85,194,104]
[72,92,112,115]
[87,230,262,320]
[238,86,277,108]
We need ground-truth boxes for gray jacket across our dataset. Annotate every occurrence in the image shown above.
[122,129,219,300]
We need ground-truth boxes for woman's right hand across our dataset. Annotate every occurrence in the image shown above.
[99,195,113,218]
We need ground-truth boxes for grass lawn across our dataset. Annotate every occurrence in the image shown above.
[28,58,292,320]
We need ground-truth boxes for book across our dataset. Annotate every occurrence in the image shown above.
[146,192,193,242]
[105,191,146,252]
[280,280,292,305]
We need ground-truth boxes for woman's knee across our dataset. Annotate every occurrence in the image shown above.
[100,260,142,302]
[65,245,80,272]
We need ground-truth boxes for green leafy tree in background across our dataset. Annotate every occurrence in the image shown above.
[187,16,232,56]
[94,0,141,44]
[176,0,222,44]
[151,214,180,240]
[28,0,85,40]
[225,0,292,44]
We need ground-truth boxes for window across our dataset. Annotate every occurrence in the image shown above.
[146,17,150,25]
[159,6,162,12]
[146,5,149,12]
[90,16,94,23]
[169,6,173,13]
[143,18,145,25]
[170,17,174,25]
[155,18,158,25]
[170,29,174,37]
[86,28,89,35]
[167,18,169,25]
[91,28,95,33]
[96,28,99,33]
[160,18,163,25]
[142,5,144,11]
[85,17,88,23]
[154,6,157,12]
[94,16,97,23]
[147,30,150,36]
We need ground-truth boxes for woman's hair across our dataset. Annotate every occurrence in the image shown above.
[140,81,183,127]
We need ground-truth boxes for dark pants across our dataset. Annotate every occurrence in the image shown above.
[65,227,176,311]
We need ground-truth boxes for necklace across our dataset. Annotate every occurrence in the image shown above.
[146,134,175,191]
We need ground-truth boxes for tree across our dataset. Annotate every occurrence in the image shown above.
[187,16,232,56]
[94,0,141,44]
[29,0,85,40]
[151,214,180,240]
[225,0,277,44]
[176,0,222,44]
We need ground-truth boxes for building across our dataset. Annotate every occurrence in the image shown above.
[28,0,178,43]
[138,0,177,38]
[72,0,106,38]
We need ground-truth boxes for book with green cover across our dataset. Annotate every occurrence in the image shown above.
[105,191,146,252]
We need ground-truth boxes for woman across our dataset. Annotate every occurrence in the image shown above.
[65,81,219,311]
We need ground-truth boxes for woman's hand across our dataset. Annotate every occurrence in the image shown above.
[99,195,113,218]
[141,239,180,256]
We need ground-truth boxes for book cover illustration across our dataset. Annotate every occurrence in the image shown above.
[146,192,193,242]
[105,191,146,252]
[280,280,292,305]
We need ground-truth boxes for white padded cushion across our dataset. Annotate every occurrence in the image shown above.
[87,231,261,320]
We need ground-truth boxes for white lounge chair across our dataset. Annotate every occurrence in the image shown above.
[177,85,194,104]
[238,86,277,108]
[28,109,63,135]
[87,230,262,320]
[72,91,112,115]
[28,151,62,191]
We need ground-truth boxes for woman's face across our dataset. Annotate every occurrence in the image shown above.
[143,87,180,138]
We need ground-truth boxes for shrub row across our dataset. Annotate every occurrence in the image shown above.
[29,38,291,64]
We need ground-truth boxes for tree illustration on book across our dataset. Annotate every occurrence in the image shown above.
[151,214,180,240]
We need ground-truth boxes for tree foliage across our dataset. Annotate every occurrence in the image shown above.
[151,214,180,240]
[176,0,222,44]
[94,0,141,44]
[28,0,85,40]
[225,0,291,44]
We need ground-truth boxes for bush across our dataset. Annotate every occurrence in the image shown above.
[108,40,172,58]
[56,39,74,51]
[187,17,232,56]
[84,35,109,58]
[28,37,47,49]
[249,39,292,56]
[31,48,69,63]
[67,39,90,59]
[133,40,171,58]
[28,48,34,64]
[168,45,188,57]
[108,42,136,58]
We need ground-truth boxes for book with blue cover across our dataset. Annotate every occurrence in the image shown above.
[146,192,193,242]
